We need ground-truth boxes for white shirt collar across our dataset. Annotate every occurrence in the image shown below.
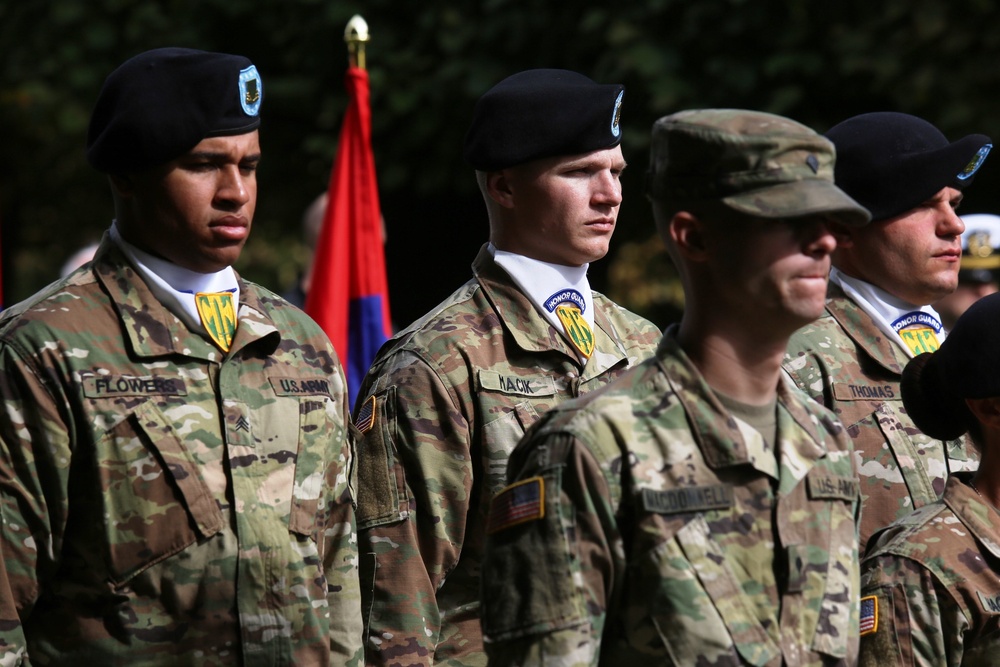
[829,267,945,357]
[110,223,239,333]
[490,244,595,361]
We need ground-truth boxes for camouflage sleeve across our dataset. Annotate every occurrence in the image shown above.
[482,432,621,667]
[324,365,364,666]
[858,553,967,667]
[0,342,70,663]
[354,351,472,666]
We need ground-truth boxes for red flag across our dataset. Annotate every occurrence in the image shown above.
[305,67,392,408]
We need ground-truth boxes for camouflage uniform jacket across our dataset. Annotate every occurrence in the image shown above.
[482,332,861,667]
[0,238,363,666]
[859,473,1000,666]
[783,283,978,552]
[352,244,661,666]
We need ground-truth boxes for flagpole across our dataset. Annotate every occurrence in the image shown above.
[306,13,391,408]
[345,15,369,70]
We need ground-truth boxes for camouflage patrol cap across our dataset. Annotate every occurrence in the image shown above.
[646,109,871,226]
[87,47,263,174]
[463,69,624,170]
[902,291,1000,441]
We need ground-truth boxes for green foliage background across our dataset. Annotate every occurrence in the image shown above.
[4,0,1000,328]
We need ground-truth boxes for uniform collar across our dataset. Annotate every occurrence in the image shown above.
[824,283,908,375]
[472,244,629,378]
[490,243,595,330]
[93,233,279,361]
[943,472,1000,561]
[658,330,828,484]
[830,268,945,359]
[110,223,239,334]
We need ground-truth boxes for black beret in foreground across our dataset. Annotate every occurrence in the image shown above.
[463,69,624,170]
[87,47,263,174]
[826,112,991,223]
[901,291,1000,440]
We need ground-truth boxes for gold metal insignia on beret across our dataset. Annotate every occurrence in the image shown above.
[245,79,260,105]
[238,65,262,117]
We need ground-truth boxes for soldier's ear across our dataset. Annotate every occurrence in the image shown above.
[965,396,1000,429]
[109,173,135,197]
[670,211,709,262]
[485,170,516,209]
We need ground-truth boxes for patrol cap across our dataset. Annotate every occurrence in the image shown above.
[826,112,991,223]
[463,69,624,171]
[86,47,263,174]
[902,291,1000,440]
[646,109,871,226]
[957,214,1000,283]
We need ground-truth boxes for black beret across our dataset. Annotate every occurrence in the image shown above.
[901,291,1000,440]
[86,47,263,174]
[826,112,991,223]
[463,69,624,170]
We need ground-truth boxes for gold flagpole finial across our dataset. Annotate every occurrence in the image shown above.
[345,15,370,70]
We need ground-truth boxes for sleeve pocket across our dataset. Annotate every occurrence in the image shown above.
[288,395,343,544]
[354,387,407,529]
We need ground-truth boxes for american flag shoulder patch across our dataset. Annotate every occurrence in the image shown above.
[860,595,878,636]
[487,476,545,534]
[355,395,376,433]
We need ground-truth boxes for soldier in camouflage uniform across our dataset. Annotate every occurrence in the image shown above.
[352,69,661,666]
[481,109,871,665]
[859,291,1000,666]
[783,112,991,553]
[0,48,362,665]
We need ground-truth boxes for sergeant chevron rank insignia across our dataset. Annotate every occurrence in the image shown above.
[196,291,237,352]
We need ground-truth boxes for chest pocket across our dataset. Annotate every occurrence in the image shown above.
[627,514,780,666]
[478,370,558,497]
[481,402,540,497]
[287,394,345,555]
[94,399,225,587]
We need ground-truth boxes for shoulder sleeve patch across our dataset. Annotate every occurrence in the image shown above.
[487,476,545,534]
[860,595,878,636]
[354,387,404,528]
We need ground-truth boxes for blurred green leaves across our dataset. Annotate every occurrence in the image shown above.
[4,0,1000,326]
